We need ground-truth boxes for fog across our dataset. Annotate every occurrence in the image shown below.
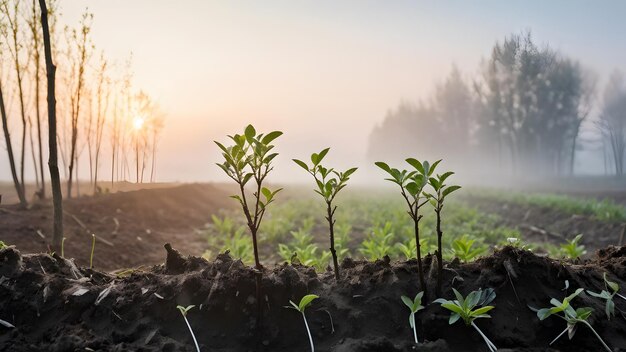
[2,0,626,191]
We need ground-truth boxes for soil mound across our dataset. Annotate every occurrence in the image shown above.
[0,245,625,351]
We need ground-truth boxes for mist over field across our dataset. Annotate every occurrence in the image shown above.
[1,1,626,192]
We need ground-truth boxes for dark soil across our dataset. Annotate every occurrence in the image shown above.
[463,195,625,251]
[1,244,625,351]
[0,184,233,270]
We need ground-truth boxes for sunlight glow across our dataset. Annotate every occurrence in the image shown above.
[133,116,145,130]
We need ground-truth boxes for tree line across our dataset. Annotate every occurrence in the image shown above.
[1,0,164,208]
[368,32,623,177]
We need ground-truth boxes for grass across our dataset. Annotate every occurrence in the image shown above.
[466,188,626,222]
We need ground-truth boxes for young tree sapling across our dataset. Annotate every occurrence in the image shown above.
[375,159,438,292]
[424,167,461,295]
[435,288,498,352]
[177,305,200,352]
[401,292,425,344]
[293,148,357,280]
[285,294,319,352]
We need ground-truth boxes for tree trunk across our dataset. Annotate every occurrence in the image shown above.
[40,0,64,252]
[0,81,27,207]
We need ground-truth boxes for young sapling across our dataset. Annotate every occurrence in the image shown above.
[424,167,461,295]
[177,305,200,352]
[435,288,497,352]
[401,292,425,344]
[215,124,282,321]
[293,148,357,280]
[535,287,611,352]
[375,159,438,292]
[215,124,283,271]
[587,273,621,320]
[285,294,319,352]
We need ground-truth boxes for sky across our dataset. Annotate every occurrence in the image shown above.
[2,0,626,184]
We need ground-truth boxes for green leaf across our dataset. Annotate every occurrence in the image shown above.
[537,308,552,320]
[375,162,392,174]
[401,296,414,310]
[343,167,358,178]
[298,294,319,312]
[471,306,494,316]
[406,182,419,196]
[604,273,619,293]
[406,158,424,174]
[443,185,461,198]
[429,160,442,175]
[245,124,256,141]
[449,313,461,325]
[293,159,309,172]
[438,171,454,183]
[441,302,465,315]
[261,131,283,144]
[261,187,272,200]
[318,148,330,163]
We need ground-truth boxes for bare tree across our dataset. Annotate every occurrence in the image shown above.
[598,71,626,176]
[65,9,93,198]
[92,53,109,192]
[39,0,63,251]
[28,0,46,198]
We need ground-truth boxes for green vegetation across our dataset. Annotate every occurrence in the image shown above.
[424,166,462,294]
[293,148,357,280]
[0,241,8,250]
[467,189,626,222]
[401,292,425,344]
[435,288,497,352]
[176,305,200,352]
[535,287,611,351]
[214,124,283,270]
[449,235,487,263]
[587,273,620,320]
[376,158,439,292]
[286,294,319,352]
[558,234,587,260]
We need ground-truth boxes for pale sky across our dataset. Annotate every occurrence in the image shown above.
[2,1,626,183]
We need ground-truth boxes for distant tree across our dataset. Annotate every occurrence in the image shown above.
[598,71,626,176]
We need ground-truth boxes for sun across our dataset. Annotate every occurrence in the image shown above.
[133,116,145,130]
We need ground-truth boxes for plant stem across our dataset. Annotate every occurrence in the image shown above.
[549,327,568,346]
[471,321,497,352]
[581,320,612,352]
[182,314,200,352]
[61,237,66,258]
[412,312,418,344]
[435,208,443,296]
[326,201,340,280]
[617,293,626,301]
[89,234,96,269]
[414,215,426,292]
[302,312,315,352]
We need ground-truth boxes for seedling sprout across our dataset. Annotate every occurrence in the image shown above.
[534,287,611,352]
[587,273,620,320]
[286,294,319,352]
[401,292,425,344]
[434,288,498,352]
[89,234,95,269]
[177,305,200,352]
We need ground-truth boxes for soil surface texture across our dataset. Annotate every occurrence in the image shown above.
[0,244,625,351]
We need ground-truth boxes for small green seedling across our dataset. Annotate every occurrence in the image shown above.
[359,221,394,261]
[424,167,461,295]
[450,235,486,263]
[286,294,319,352]
[401,292,425,344]
[293,148,357,280]
[0,241,8,250]
[215,124,283,271]
[587,273,620,320]
[559,234,587,259]
[89,234,96,269]
[177,305,200,352]
[61,237,66,258]
[375,159,439,291]
[434,288,497,352]
[535,288,611,352]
